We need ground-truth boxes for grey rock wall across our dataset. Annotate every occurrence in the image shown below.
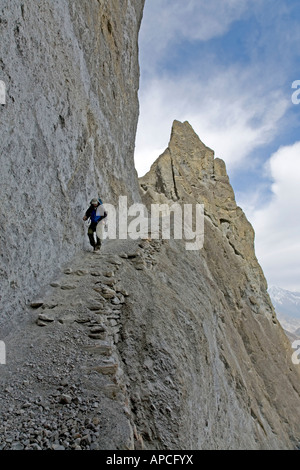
[1,2,300,451]
[0,0,144,332]
[134,121,300,449]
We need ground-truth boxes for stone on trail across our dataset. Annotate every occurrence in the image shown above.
[75,269,89,276]
[101,289,116,299]
[36,319,48,327]
[102,278,117,287]
[87,301,105,311]
[91,363,118,375]
[52,444,65,450]
[30,300,44,308]
[38,312,55,322]
[107,258,122,266]
[88,332,106,340]
[11,442,24,450]
[63,268,72,274]
[60,284,77,290]
[116,288,129,297]
[59,394,72,405]
[104,271,115,278]
[89,325,106,334]
[50,282,60,288]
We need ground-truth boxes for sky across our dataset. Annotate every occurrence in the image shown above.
[134,0,300,292]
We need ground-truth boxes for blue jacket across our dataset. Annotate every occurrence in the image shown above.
[85,199,107,224]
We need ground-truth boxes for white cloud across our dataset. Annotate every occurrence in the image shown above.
[136,0,295,177]
[135,68,289,176]
[140,0,253,74]
[248,142,300,291]
[135,0,300,293]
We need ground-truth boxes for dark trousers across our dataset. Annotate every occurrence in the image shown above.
[88,222,101,248]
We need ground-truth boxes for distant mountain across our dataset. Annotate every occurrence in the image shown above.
[283,329,300,343]
[269,286,300,334]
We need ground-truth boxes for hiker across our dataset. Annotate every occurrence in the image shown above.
[83,197,107,251]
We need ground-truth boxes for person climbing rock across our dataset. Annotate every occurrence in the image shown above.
[83,198,107,251]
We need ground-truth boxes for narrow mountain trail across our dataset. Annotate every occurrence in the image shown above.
[0,237,160,450]
[2,228,300,450]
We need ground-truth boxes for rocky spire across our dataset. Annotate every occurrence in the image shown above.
[140,120,258,269]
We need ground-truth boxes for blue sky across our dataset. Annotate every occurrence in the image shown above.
[134,0,300,292]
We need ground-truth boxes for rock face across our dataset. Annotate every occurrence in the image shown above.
[1,204,300,449]
[0,0,144,331]
[140,120,259,266]
[130,120,300,449]
[1,2,300,451]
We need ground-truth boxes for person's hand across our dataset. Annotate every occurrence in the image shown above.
[83,216,87,221]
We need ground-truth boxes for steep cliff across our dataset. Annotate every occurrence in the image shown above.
[0,0,144,332]
[1,122,300,450]
[131,120,300,449]
[1,0,300,452]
